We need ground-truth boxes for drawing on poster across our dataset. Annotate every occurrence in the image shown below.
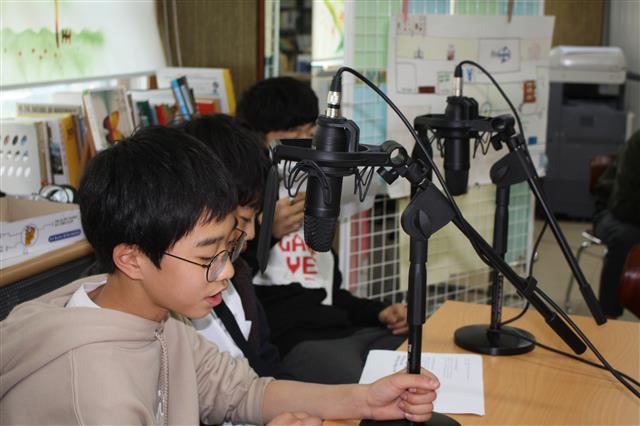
[386,14,555,198]
[1,0,165,87]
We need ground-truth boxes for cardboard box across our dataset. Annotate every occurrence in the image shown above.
[0,196,84,263]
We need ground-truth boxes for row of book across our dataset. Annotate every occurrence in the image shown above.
[1,67,235,197]
[1,104,86,196]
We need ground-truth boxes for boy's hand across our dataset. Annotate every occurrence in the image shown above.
[267,411,322,426]
[378,304,409,335]
[364,369,439,423]
[272,192,306,239]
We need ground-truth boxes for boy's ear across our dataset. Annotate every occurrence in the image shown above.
[112,243,146,280]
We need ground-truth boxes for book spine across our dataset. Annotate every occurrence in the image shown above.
[83,93,107,152]
[46,118,70,186]
[148,103,159,125]
[72,114,86,157]
[171,78,191,120]
[223,69,236,114]
[80,102,97,156]
[60,115,81,187]
[136,101,153,127]
[155,104,168,125]
[183,87,196,115]
[35,122,52,187]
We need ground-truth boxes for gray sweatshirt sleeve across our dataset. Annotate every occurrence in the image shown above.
[190,326,274,425]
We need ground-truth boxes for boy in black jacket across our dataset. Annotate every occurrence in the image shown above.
[237,77,407,384]
[179,114,286,378]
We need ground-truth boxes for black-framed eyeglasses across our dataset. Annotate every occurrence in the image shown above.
[163,228,247,282]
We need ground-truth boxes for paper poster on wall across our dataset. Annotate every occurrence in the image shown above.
[386,14,555,198]
[1,0,166,87]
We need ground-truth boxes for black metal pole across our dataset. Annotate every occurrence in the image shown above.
[454,182,536,355]
[407,238,427,374]
[489,185,509,330]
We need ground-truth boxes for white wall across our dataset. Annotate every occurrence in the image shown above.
[609,0,640,133]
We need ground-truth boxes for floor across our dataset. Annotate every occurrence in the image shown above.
[532,218,638,323]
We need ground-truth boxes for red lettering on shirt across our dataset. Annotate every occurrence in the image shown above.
[286,256,301,274]
[302,256,318,275]
[278,239,291,251]
[291,234,306,252]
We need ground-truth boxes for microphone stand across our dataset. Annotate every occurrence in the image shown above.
[361,147,587,425]
[415,107,606,357]
[453,125,608,355]
[453,138,535,355]
[383,153,587,356]
[361,152,461,426]
[399,185,459,426]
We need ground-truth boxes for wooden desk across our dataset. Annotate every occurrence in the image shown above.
[0,240,93,287]
[327,301,640,426]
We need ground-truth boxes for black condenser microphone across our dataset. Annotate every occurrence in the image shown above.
[304,75,358,252]
[440,66,479,195]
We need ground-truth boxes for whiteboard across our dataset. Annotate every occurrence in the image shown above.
[1,0,166,88]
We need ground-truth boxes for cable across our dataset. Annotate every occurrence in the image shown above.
[456,60,525,139]
[494,327,640,390]
[534,288,640,398]
[499,219,547,326]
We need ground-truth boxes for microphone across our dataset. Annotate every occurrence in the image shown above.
[303,75,354,252]
[440,66,479,195]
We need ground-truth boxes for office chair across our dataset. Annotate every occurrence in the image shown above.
[564,154,616,312]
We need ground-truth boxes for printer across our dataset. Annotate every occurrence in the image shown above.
[545,46,630,219]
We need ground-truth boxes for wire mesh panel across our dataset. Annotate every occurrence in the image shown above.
[342,196,403,303]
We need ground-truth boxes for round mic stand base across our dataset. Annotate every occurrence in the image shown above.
[454,324,535,355]
[360,412,460,426]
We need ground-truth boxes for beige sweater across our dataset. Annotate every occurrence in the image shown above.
[0,277,273,425]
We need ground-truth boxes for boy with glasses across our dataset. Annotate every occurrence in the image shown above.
[0,126,439,425]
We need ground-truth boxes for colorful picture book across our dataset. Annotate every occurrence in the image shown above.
[83,88,135,152]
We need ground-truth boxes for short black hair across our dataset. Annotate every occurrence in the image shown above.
[178,114,270,209]
[236,77,319,134]
[78,126,238,273]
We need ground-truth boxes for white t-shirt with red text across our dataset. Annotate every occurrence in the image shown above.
[253,228,335,305]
